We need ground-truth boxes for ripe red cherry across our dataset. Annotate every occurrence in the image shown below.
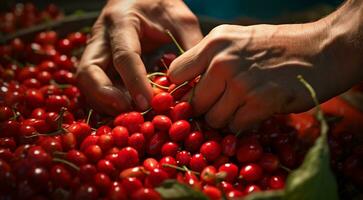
[31,108,47,120]
[218,163,238,183]
[27,166,49,186]
[176,150,191,166]
[170,102,192,121]
[143,158,159,171]
[203,185,222,200]
[159,156,177,176]
[221,134,237,157]
[67,122,92,143]
[239,164,263,182]
[244,184,262,194]
[217,181,234,193]
[259,153,280,172]
[39,137,62,154]
[98,134,114,152]
[25,89,44,108]
[117,147,139,169]
[27,146,52,167]
[84,145,103,163]
[96,125,112,136]
[226,190,244,199]
[93,173,112,192]
[189,153,208,172]
[146,168,169,187]
[128,133,145,153]
[146,131,168,155]
[50,164,72,188]
[169,120,191,142]
[151,92,173,113]
[74,184,99,200]
[114,112,144,133]
[131,188,161,200]
[108,184,128,200]
[79,164,97,182]
[278,144,297,168]
[269,175,285,189]
[236,138,263,163]
[152,115,172,131]
[80,135,99,151]
[97,159,116,176]
[121,177,143,194]
[111,126,129,147]
[200,141,222,161]
[140,121,154,140]
[184,131,204,152]
[66,150,88,166]
[161,142,179,157]
[0,106,13,121]
[201,166,217,184]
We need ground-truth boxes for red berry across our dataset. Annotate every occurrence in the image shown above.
[111,126,129,147]
[244,184,261,194]
[239,164,263,182]
[131,188,161,200]
[84,145,103,163]
[259,153,280,172]
[152,115,172,131]
[189,153,208,172]
[218,163,238,183]
[161,142,179,157]
[176,150,191,166]
[121,177,143,194]
[117,147,139,169]
[185,131,204,152]
[151,92,173,113]
[203,185,222,200]
[114,112,144,133]
[269,175,285,189]
[236,138,263,163]
[143,158,159,171]
[170,102,192,121]
[200,141,222,161]
[169,120,191,142]
[221,134,237,157]
[128,133,145,153]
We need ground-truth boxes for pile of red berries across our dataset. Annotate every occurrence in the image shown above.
[0,2,63,34]
[0,10,363,200]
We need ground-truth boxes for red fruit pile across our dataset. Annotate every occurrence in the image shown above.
[0,2,63,34]
[1,9,363,200]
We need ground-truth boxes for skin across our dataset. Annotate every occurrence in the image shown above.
[77,0,202,115]
[78,0,363,132]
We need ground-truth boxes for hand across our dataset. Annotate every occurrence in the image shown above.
[77,0,202,115]
[168,20,363,132]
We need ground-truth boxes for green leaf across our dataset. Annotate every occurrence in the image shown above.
[282,76,338,200]
[244,190,284,200]
[155,180,208,200]
[244,75,339,200]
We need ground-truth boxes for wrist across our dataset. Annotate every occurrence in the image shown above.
[315,0,363,87]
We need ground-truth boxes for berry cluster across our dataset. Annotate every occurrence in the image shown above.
[0,8,363,200]
[0,2,63,34]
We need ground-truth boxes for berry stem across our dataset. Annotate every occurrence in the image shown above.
[147,72,167,78]
[162,163,200,175]
[148,80,169,90]
[86,109,93,125]
[165,29,185,54]
[170,81,189,95]
[160,58,169,70]
[53,157,80,171]
[279,164,292,173]
[50,80,71,89]
[141,108,152,116]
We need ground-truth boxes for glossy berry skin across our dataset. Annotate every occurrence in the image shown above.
[159,156,177,177]
[200,141,222,161]
[221,134,237,157]
[268,175,285,189]
[140,122,154,140]
[152,115,172,131]
[128,133,145,153]
[50,164,72,188]
[114,112,144,133]
[146,168,169,187]
[236,138,263,163]
[93,173,112,192]
[151,92,174,113]
[111,126,129,147]
[74,184,99,200]
[121,177,143,194]
[170,102,192,121]
[203,185,222,200]
[184,131,204,152]
[226,190,244,199]
[259,153,280,172]
[131,188,161,200]
[244,184,262,194]
[97,159,116,176]
[117,147,139,169]
[84,145,103,163]
[108,184,128,200]
[79,164,97,182]
[169,120,191,142]
[143,158,159,171]
[218,163,238,183]
[201,166,217,185]
[189,153,208,173]
[66,150,88,166]
[161,142,179,157]
[239,164,263,182]
[176,150,191,166]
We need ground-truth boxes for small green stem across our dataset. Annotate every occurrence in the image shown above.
[53,157,80,171]
[166,29,185,54]
[170,81,189,95]
[162,163,200,175]
[279,164,292,173]
[141,107,152,116]
[86,109,93,125]
[149,80,169,90]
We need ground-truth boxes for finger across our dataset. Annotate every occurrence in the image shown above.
[77,65,132,115]
[167,40,209,84]
[204,71,259,128]
[106,18,153,111]
[77,18,132,115]
[229,84,285,132]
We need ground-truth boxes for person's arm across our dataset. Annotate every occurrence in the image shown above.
[76,0,203,115]
[168,0,363,132]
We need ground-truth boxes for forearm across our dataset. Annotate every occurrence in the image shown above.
[319,0,363,86]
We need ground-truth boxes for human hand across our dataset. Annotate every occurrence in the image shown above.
[168,21,363,132]
[77,0,202,115]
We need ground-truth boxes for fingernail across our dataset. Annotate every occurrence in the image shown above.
[136,94,149,111]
